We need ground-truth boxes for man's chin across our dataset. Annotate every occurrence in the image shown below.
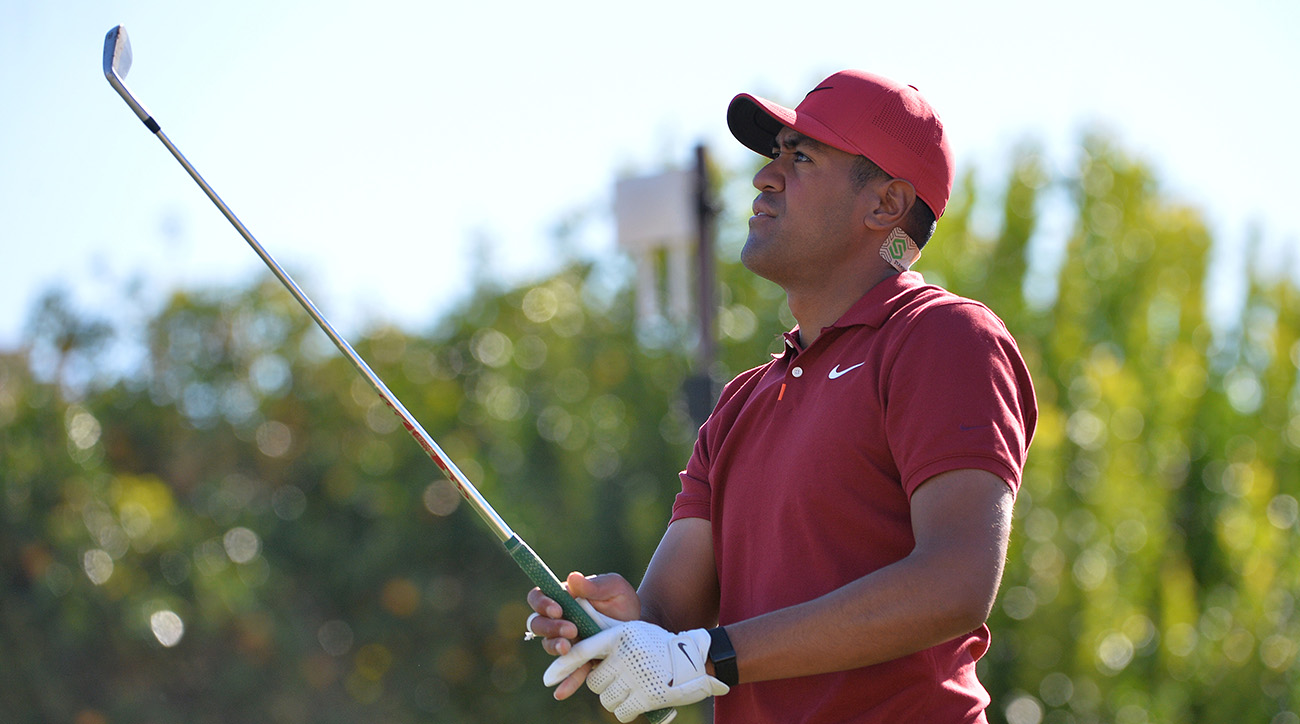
[740,237,781,283]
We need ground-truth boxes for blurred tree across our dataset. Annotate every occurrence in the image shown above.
[2,132,1298,724]
[966,135,1299,724]
[21,288,114,395]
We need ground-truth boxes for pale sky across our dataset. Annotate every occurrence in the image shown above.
[2,0,1297,356]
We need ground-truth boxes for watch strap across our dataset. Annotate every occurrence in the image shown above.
[707,626,739,687]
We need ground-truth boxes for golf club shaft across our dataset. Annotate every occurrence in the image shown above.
[101,28,679,722]
[151,122,601,621]
[158,123,511,541]
[141,105,617,674]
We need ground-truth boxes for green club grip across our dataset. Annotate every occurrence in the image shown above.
[505,536,676,724]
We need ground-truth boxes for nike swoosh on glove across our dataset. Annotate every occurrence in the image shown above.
[543,622,729,723]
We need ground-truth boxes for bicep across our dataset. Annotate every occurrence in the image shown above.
[636,517,719,632]
[910,469,1015,619]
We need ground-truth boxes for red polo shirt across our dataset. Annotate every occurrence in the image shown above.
[672,271,1037,724]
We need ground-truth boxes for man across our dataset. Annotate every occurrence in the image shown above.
[526,70,1037,723]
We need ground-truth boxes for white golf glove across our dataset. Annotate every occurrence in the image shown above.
[543,621,729,723]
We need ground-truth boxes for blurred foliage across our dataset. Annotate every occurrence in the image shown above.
[3,132,1299,724]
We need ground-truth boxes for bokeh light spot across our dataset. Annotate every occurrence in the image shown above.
[318,620,354,657]
[381,578,421,618]
[1005,694,1044,724]
[423,479,461,517]
[223,527,261,564]
[150,609,185,647]
[255,420,292,457]
[83,549,113,585]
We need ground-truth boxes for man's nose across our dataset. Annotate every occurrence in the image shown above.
[752,158,782,192]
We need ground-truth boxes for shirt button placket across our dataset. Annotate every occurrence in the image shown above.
[777,365,802,402]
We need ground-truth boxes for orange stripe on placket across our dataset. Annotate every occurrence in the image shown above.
[778,383,786,401]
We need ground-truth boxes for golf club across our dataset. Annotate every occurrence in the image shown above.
[102,25,674,723]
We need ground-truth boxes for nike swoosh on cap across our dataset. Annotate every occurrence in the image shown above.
[828,362,865,380]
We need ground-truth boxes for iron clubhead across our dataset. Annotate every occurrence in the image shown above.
[103,25,157,130]
[103,25,132,80]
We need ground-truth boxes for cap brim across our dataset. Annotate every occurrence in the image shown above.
[727,94,793,158]
[727,93,863,161]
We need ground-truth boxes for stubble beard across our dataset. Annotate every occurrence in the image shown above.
[741,216,816,291]
[740,226,782,285]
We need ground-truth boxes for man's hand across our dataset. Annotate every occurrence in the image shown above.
[527,572,641,699]
[543,622,729,723]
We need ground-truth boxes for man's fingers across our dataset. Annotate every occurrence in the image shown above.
[543,635,572,657]
[543,626,621,686]
[565,571,597,598]
[553,662,591,700]
[525,586,579,644]
[526,587,566,620]
[531,614,577,642]
[564,572,641,623]
[566,571,629,601]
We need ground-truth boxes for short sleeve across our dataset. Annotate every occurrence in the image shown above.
[673,428,713,523]
[884,301,1037,498]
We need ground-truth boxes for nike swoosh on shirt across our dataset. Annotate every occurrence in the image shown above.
[828,362,865,380]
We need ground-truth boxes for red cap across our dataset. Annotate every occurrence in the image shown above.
[727,70,954,218]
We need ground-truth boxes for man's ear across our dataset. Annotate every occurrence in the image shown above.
[862,179,917,232]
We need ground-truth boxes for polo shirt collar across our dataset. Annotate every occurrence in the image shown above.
[775,271,927,359]
[832,270,927,330]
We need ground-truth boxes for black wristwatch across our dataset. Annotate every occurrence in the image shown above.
[707,626,739,687]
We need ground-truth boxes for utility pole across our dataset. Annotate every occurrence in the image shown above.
[613,144,719,425]
[684,143,718,426]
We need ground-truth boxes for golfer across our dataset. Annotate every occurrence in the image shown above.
[527,69,1038,724]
